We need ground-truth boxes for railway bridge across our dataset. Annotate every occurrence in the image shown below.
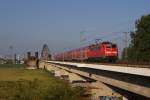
[39,61,150,100]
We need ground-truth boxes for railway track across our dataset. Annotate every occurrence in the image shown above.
[91,63,150,68]
[55,61,150,68]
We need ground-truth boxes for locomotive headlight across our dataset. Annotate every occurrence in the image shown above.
[105,51,117,54]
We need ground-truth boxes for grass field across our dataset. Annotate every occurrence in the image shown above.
[0,64,85,100]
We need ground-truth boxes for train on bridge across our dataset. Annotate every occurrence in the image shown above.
[54,41,118,62]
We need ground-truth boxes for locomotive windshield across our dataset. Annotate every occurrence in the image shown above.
[102,42,117,48]
[106,44,117,48]
[112,44,117,48]
[106,44,112,48]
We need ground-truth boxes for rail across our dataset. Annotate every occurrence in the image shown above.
[47,61,150,77]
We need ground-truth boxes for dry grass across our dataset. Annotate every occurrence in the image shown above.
[0,64,85,100]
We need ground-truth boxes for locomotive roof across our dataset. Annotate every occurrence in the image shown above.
[101,41,112,44]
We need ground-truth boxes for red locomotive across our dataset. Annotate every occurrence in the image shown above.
[54,41,118,62]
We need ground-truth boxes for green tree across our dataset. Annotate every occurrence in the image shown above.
[123,14,150,63]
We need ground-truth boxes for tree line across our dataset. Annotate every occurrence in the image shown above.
[122,14,150,64]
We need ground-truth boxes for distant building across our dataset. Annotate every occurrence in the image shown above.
[41,44,51,61]
[0,58,6,64]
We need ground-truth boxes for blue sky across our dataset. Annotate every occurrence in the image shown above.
[0,0,150,56]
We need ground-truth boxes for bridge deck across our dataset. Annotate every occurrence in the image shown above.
[47,61,150,77]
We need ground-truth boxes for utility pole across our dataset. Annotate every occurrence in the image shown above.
[9,45,13,64]
[63,53,64,62]
[123,32,129,63]
[80,31,86,62]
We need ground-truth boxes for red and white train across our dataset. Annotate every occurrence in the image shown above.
[54,41,118,62]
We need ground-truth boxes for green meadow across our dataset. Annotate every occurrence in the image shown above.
[0,64,85,100]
